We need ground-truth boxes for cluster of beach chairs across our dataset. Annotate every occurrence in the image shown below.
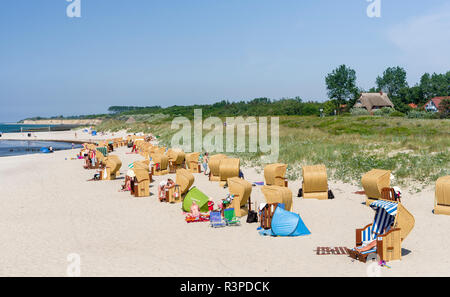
[77,134,450,264]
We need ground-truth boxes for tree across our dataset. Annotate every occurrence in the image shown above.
[325,65,358,114]
[376,66,408,98]
[439,99,450,118]
[323,100,335,116]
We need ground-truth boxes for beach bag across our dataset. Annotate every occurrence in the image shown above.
[247,211,258,223]
[328,190,334,199]
[246,198,258,224]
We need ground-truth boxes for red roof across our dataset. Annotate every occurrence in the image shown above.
[408,103,417,109]
[423,96,450,109]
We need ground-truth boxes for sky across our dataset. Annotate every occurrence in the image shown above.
[0,0,449,122]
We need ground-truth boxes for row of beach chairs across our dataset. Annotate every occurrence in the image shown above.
[79,136,449,264]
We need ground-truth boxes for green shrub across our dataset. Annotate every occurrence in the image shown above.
[373,107,396,116]
[350,108,370,116]
[390,111,405,117]
[407,110,435,119]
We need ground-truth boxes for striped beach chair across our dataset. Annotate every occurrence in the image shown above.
[349,199,414,263]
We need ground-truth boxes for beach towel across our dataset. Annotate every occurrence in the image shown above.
[252,182,265,186]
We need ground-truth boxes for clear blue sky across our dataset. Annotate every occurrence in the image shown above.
[1,0,449,122]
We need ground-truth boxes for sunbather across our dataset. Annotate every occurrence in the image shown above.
[120,176,132,192]
[353,223,392,253]
[158,178,175,199]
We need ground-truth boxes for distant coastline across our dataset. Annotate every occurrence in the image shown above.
[0,123,95,134]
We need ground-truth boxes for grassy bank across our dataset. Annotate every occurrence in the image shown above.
[96,115,450,190]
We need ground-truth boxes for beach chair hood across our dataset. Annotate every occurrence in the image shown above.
[369,200,415,241]
[176,169,194,194]
[209,154,227,177]
[219,158,240,182]
[264,163,287,186]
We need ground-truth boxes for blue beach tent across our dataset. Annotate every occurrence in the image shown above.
[260,205,311,237]
[40,147,50,153]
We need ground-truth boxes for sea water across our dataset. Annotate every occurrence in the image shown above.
[0,140,82,157]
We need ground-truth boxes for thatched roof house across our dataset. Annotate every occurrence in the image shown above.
[353,92,394,112]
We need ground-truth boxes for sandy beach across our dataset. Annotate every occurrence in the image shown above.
[0,130,449,277]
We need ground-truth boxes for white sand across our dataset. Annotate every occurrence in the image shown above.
[0,130,449,277]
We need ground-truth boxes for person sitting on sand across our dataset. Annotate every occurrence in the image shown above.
[120,176,132,192]
[158,178,175,200]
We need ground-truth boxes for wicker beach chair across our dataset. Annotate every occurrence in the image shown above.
[151,153,169,176]
[434,176,450,215]
[184,152,200,173]
[102,155,122,180]
[227,177,252,217]
[219,158,240,187]
[166,169,194,203]
[261,185,293,212]
[167,148,185,173]
[208,154,227,181]
[264,163,288,187]
[349,199,415,263]
[131,162,150,197]
[301,165,329,200]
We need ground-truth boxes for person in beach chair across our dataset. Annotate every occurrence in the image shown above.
[348,198,415,263]
[158,178,175,201]
[224,208,241,226]
[210,211,226,228]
